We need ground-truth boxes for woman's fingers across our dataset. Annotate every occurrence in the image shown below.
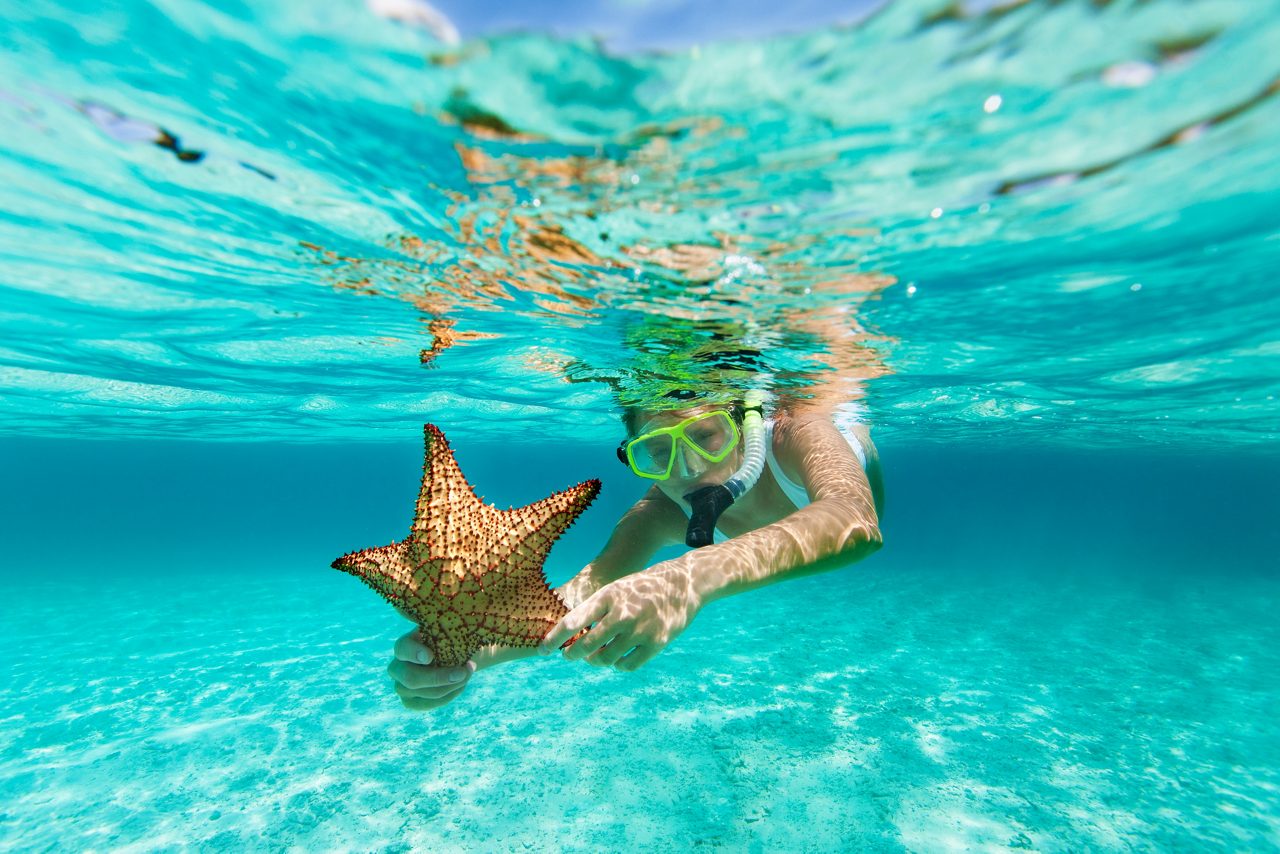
[561,618,627,662]
[574,626,622,664]
[587,637,635,668]
[393,631,432,665]
[614,645,657,672]
[540,595,611,654]
[387,632,473,710]
[393,678,459,703]
[388,658,475,695]
[398,683,466,710]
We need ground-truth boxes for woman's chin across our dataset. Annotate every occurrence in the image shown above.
[671,478,720,497]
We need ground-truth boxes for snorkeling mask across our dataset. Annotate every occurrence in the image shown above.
[617,395,767,548]
[616,410,741,481]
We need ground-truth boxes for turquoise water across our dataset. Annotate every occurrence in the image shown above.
[3,0,1280,850]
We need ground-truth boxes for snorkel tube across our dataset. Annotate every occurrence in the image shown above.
[683,393,767,548]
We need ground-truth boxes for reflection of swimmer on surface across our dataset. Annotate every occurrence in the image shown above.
[72,98,276,179]
[303,121,891,374]
[76,100,205,163]
[388,392,885,710]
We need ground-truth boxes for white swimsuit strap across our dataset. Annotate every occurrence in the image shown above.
[765,419,868,511]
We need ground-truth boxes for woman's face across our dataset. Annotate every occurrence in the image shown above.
[629,405,743,502]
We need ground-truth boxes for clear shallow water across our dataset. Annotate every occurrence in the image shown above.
[3,438,1278,850]
[3,0,1280,850]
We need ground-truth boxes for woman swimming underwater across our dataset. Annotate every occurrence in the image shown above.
[387,395,884,710]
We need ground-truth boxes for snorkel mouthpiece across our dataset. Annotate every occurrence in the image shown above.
[682,393,767,548]
[684,484,735,548]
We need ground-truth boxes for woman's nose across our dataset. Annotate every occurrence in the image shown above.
[675,444,703,478]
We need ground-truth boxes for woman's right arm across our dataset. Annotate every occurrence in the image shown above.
[555,486,687,608]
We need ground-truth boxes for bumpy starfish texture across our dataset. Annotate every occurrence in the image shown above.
[332,424,600,667]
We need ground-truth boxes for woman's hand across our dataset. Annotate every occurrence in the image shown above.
[387,630,476,711]
[539,560,702,672]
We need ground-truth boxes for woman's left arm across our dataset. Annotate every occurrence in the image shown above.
[683,415,882,605]
[539,416,881,670]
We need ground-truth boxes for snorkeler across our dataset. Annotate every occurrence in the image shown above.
[386,395,884,710]
[66,98,276,178]
[76,100,205,163]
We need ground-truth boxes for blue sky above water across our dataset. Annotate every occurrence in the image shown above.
[429,0,884,52]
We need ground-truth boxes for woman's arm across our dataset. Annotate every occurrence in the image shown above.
[556,486,687,607]
[539,415,883,671]
[680,414,882,606]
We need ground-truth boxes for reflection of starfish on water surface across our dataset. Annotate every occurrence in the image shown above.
[332,424,599,668]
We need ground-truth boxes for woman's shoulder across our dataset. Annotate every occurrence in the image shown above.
[770,408,864,443]
[770,408,877,470]
[769,408,883,516]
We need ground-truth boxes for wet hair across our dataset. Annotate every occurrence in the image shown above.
[621,394,746,437]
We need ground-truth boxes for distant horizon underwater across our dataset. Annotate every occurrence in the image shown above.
[2,0,1279,851]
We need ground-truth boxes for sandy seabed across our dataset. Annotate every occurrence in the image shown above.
[2,563,1276,852]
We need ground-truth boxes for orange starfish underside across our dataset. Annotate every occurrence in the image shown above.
[332,424,600,667]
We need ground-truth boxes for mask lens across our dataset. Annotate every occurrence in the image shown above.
[684,411,735,456]
[630,433,674,476]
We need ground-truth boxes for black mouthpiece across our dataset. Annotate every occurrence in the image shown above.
[683,484,735,548]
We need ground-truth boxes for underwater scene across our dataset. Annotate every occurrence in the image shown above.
[2,0,1279,850]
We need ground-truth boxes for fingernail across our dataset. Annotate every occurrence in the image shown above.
[416,650,428,664]
[449,669,466,683]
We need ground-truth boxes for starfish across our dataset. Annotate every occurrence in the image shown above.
[332,424,600,668]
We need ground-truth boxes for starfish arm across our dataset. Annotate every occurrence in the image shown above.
[410,424,485,546]
[471,616,563,651]
[331,542,416,612]
[465,579,571,647]
[477,479,601,583]
[422,619,480,668]
[515,479,601,543]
